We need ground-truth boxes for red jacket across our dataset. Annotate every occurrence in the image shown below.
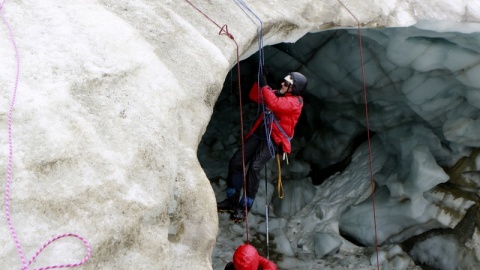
[247,82,303,154]
[233,244,277,270]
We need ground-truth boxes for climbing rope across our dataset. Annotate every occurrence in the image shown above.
[233,0,265,67]
[233,2,279,260]
[233,0,277,159]
[336,1,380,269]
[184,0,251,243]
[1,2,91,269]
[276,154,284,199]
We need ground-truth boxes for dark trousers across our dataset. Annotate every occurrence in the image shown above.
[227,128,277,199]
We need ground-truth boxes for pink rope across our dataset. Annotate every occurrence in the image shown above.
[1,2,91,269]
[27,234,91,270]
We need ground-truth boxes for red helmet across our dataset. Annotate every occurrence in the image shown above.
[233,244,259,270]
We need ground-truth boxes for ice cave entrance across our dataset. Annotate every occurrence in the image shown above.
[199,23,480,192]
[200,18,480,269]
[198,22,480,249]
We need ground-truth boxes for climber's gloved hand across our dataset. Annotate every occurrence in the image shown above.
[258,66,268,87]
[259,74,268,87]
[258,64,269,87]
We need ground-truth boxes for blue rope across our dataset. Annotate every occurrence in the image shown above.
[233,0,264,67]
[234,2,277,258]
[234,0,277,157]
[264,112,276,157]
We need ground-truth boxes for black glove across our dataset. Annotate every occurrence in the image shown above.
[259,74,268,87]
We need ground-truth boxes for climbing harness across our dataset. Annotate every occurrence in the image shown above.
[337,0,380,269]
[1,2,91,269]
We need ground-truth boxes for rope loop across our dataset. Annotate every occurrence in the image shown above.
[27,233,91,270]
[219,25,234,40]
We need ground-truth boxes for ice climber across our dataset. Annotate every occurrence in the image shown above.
[217,68,307,222]
[224,244,277,270]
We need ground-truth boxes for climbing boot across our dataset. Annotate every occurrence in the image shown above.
[217,189,240,213]
[230,196,254,223]
[217,198,237,213]
[230,207,248,223]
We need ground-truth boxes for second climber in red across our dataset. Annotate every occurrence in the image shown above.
[224,244,277,270]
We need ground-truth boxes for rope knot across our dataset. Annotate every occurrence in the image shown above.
[219,25,234,40]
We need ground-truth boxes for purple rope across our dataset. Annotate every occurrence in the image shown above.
[27,234,91,270]
[1,3,91,269]
[1,1,26,267]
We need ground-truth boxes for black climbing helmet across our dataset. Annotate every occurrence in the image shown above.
[289,72,308,96]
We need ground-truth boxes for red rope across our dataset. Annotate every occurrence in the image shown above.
[184,0,250,243]
[336,1,380,269]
